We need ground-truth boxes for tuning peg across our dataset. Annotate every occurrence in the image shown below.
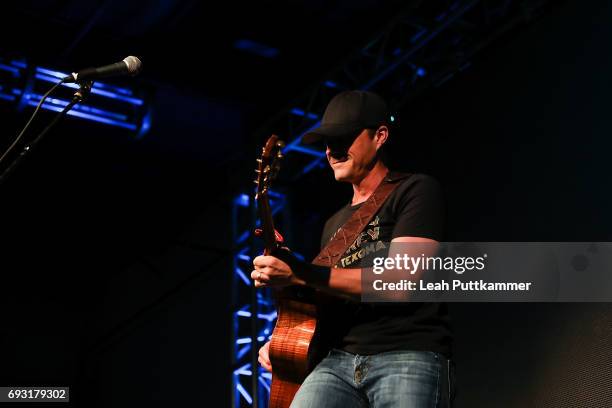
[254,179,259,184]
[276,141,285,148]
[254,169,260,173]
[277,153,284,159]
[256,158,262,163]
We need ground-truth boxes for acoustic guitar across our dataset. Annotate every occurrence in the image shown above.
[254,135,319,408]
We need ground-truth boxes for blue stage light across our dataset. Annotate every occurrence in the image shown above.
[30,94,129,121]
[28,99,137,130]
[236,383,253,404]
[137,108,152,139]
[10,60,27,69]
[324,80,338,88]
[234,39,280,59]
[0,92,16,101]
[290,108,319,120]
[235,194,250,207]
[235,267,251,286]
[0,63,20,76]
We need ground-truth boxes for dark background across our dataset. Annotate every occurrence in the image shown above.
[1,0,611,407]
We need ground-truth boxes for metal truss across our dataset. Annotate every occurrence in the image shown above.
[0,58,151,137]
[231,191,286,408]
[233,0,553,406]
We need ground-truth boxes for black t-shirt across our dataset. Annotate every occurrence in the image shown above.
[318,173,453,357]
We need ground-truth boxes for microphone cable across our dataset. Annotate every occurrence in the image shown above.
[0,78,66,167]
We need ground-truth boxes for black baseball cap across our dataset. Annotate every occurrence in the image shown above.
[302,90,389,144]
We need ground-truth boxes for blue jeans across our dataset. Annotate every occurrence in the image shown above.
[290,349,455,408]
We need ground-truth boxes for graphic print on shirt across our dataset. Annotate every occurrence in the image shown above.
[329,215,388,268]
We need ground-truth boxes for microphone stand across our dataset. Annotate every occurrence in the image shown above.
[0,80,93,186]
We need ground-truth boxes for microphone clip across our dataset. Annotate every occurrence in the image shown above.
[72,80,93,103]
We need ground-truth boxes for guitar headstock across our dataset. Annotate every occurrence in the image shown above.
[255,135,285,199]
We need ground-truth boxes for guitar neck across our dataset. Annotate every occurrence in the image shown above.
[257,193,278,255]
[254,134,284,255]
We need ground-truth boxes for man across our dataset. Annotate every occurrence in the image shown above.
[251,90,454,407]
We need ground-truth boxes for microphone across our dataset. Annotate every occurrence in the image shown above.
[63,56,142,83]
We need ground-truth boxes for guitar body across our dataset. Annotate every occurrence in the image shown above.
[268,291,318,408]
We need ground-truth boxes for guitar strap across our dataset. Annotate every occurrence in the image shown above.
[312,171,411,268]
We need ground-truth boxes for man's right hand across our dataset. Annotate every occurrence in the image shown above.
[259,340,272,372]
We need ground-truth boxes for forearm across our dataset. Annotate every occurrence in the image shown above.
[294,265,362,301]
[327,267,361,299]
